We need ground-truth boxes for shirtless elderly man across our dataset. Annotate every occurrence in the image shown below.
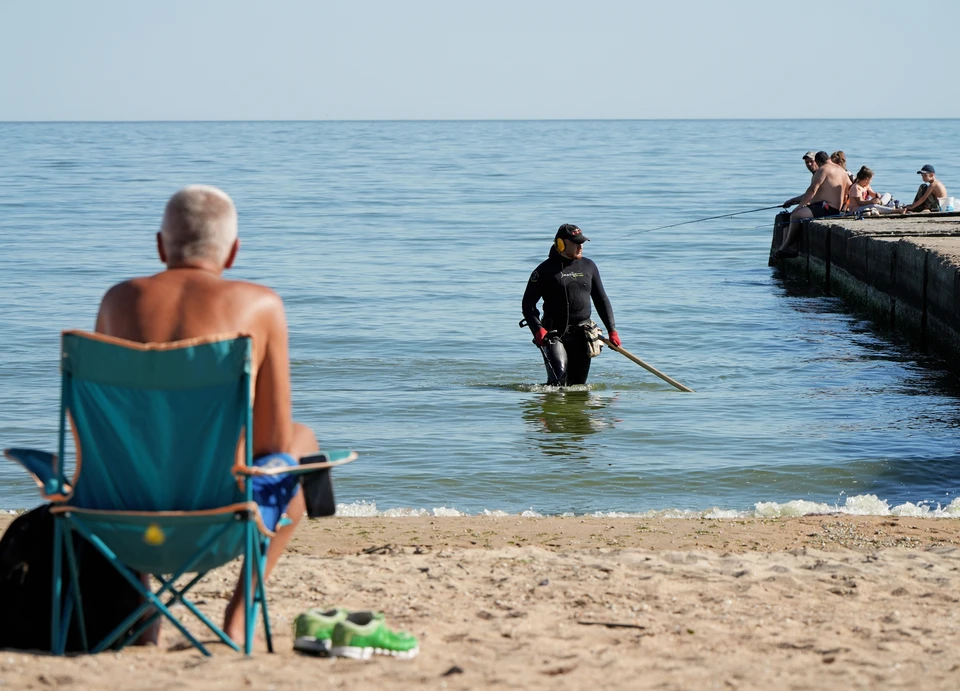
[775,151,851,259]
[95,185,317,642]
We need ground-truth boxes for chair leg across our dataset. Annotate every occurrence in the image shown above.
[79,516,235,654]
[254,537,273,653]
[51,517,63,655]
[60,585,74,654]
[117,572,244,653]
[65,517,213,656]
[63,533,89,653]
[156,574,242,653]
[244,522,254,655]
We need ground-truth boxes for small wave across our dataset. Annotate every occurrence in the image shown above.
[478,383,599,392]
[333,495,960,519]
[515,383,594,393]
[755,494,960,518]
[476,381,664,392]
[335,500,469,517]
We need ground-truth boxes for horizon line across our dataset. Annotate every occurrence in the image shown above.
[1,117,958,124]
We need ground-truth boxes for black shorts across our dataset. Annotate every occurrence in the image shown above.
[809,201,840,218]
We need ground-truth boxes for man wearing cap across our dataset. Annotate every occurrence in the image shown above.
[781,152,820,207]
[905,165,947,213]
[521,224,619,386]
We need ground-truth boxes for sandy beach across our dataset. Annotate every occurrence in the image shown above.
[2,514,959,690]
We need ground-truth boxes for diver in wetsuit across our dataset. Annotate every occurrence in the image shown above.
[521,224,621,386]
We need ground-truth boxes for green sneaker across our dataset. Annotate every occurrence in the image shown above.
[330,611,419,660]
[293,607,349,655]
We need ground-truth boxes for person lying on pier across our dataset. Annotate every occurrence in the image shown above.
[847,166,899,216]
[774,152,850,259]
[781,152,820,207]
[904,165,947,213]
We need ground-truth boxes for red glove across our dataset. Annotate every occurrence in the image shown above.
[533,327,548,346]
[609,331,622,347]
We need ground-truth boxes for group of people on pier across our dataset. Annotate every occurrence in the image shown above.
[774,151,949,260]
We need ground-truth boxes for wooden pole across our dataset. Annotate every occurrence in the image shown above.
[599,337,694,392]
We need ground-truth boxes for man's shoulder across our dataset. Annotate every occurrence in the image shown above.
[100,275,152,303]
[107,273,280,300]
[826,166,849,184]
[578,257,599,271]
[101,273,285,325]
[808,167,829,187]
[530,256,557,278]
[222,277,282,299]
[219,279,286,318]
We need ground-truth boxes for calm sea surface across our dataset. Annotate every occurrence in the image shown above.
[2,120,960,516]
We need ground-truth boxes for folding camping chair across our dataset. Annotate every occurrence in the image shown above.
[4,330,356,656]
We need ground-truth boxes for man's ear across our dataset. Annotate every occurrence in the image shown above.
[157,232,167,263]
[224,238,240,269]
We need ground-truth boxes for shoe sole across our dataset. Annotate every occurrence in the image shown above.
[330,645,419,660]
[293,637,332,656]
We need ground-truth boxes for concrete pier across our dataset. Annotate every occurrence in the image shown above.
[770,212,960,366]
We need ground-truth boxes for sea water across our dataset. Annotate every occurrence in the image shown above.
[2,119,960,517]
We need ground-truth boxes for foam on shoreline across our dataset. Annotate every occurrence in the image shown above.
[332,494,960,519]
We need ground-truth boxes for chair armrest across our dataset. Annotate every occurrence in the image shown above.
[234,449,358,477]
[3,448,72,500]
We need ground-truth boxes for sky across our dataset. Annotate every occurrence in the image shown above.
[0,0,956,121]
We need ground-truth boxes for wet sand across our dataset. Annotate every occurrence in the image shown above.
[1,515,959,689]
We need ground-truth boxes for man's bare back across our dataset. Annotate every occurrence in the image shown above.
[96,268,293,457]
[803,160,850,210]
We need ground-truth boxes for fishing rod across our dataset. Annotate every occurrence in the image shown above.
[623,204,786,237]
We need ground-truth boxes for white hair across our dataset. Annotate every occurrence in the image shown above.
[160,185,238,265]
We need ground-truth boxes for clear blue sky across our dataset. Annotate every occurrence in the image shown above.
[1,0,955,120]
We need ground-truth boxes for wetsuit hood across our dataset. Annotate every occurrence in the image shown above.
[549,245,575,266]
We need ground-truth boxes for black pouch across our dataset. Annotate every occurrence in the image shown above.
[0,505,145,651]
[298,453,337,517]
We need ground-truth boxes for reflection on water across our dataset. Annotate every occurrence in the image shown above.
[521,390,616,457]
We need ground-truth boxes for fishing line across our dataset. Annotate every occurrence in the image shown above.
[621,204,786,238]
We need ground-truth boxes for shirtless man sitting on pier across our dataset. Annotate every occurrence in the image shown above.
[94,185,317,643]
[775,151,851,259]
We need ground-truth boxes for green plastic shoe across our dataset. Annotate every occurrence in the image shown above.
[330,611,419,660]
[293,607,350,655]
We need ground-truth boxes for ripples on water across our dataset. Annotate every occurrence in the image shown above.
[2,120,959,515]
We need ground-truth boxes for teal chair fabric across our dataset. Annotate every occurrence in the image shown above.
[3,330,339,656]
[62,333,250,512]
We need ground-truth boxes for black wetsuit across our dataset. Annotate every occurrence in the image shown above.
[521,247,616,385]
